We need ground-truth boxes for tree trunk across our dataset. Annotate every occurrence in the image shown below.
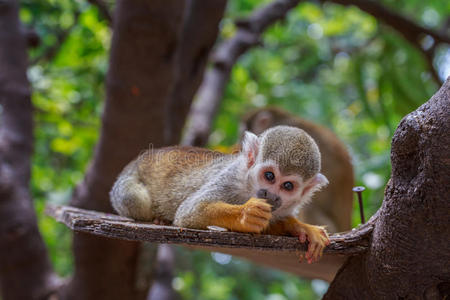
[0,0,58,299]
[164,0,227,146]
[324,78,450,299]
[63,1,185,299]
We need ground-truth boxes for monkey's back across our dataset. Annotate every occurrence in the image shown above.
[134,146,229,221]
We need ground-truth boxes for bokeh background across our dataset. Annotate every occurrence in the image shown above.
[21,0,449,298]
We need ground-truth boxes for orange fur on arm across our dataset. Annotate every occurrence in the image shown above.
[197,198,272,233]
[198,201,243,231]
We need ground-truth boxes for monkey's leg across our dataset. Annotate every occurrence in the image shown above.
[265,216,330,263]
[175,198,272,233]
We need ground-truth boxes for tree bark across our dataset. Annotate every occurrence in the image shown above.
[164,0,227,146]
[63,1,185,299]
[0,0,58,299]
[154,2,228,298]
[325,78,450,299]
[147,245,178,300]
[182,0,302,147]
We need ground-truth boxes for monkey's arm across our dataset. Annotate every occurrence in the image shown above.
[265,216,330,263]
[174,198,272,233]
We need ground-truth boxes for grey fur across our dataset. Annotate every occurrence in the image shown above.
[110,160,154,220]
[259,126,321,180]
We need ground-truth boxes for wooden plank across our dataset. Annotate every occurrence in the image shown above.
[46,204,372,255]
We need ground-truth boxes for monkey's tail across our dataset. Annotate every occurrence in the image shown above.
[110,161,154,221]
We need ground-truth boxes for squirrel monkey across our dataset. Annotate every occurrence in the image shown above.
[110,126,330,263]
[242,107,354,233]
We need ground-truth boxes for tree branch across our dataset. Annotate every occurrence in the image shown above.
[182,0,302,147]
[151,2,227,299]
[0,0,58,298]
[164,0,227,145]
[325,0,450,83]
[328,0,450,45]
[147,244,177,300]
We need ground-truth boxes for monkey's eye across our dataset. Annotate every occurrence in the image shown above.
[283,181,294,191]
[264,171,275,182]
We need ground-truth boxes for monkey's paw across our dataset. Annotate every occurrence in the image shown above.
[239,198,272,233]
[298,225,330,264]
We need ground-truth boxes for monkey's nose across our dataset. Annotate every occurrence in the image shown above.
[256,189,281,211]
[257,189,268,199]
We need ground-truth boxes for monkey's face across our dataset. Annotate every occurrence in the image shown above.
[248,160,305,214]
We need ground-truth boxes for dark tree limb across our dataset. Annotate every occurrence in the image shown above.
[0,0,58,299]
[31,9,81,65]
[327,0,450,46]
[63,1,186,300]
[325,78,450,298]
[87,0,113,26]
[325,0,450,83]
[164,0,227,146]
[147,244,177,300]
[154,3,227,298]
[182,0,302,147]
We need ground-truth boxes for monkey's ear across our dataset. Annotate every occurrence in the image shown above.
[252,110,273,134]
[242,131,259,168]
[301,173,329,198]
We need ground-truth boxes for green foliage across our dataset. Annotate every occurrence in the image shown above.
[20,0,449,298]
[21,0,109,275]
[213,0,446,227]
[174,249,320,300]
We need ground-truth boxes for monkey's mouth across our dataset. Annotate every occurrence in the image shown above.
[256,189,281,212]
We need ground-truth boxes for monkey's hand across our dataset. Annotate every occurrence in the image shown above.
[265,216,330,263]
[198,198,272,233]
[238,197,272,233]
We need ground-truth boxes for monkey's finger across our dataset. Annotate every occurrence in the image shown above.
[246,208,272,219]
[253,202,272,213]
[246,199,272,212]
[298,231,307,243]
[308,244,320,264]
[319,245,325,258]
[306,242,317,261]
[245,215,270,226]
[242,214,270,226]
[248,197,270,205]
[313,243,322,262]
